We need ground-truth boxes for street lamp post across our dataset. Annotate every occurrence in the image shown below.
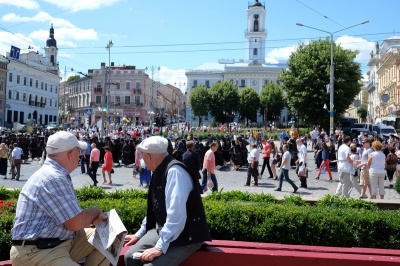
[145,66,160,129]
[174,82,185,131]
[100,40,113,139]
[296,20,369,135]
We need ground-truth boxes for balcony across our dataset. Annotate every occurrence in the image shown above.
[67,105,75,111]
[94,87,102,93]
[40,103,46,108]
[134,89,141,95]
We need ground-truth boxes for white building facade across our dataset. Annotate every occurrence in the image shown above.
[5,25,59,127]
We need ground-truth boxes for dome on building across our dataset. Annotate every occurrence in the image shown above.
[251,0,263,7]
[46,24,57,48]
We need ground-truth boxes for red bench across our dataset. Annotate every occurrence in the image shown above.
[3,240,400,265]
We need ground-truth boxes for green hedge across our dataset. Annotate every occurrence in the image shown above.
[0,188,399,261]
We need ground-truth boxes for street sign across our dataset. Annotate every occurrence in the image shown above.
[86,108,93,115]
[381,93,390,102]
[10,46,20,60]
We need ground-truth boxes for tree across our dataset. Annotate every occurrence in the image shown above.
[66,75,80,83]
[357,106,368,122]
[189,85,210,127]
[209,81,240,124]
[260,81,285,126]
[279,39,362,128]
[239,87,260,125]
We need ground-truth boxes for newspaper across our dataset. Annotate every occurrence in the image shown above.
[88,209,128,266]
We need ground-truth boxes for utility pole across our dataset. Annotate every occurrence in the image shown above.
[145,66,160,129]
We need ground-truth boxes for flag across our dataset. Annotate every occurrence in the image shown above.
[123,116,130,123]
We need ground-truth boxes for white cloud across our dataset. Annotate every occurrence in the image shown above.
[266,45,298,62]
[0,32,36,56]
[158,66,187,93]
[336,35,375,62]
[42,0,123,12]
[2,12,74,28]
[0,0,39,10]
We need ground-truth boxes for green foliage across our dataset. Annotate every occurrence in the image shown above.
[67,75,80,83]
[394,176,400,195]
[0,187,21,200]
[316,195,378,211]
[357,106,368,119]
[208,81,240,124]
[280,39,362,128]
[260,81,285,122]
[239,87,260,123]
[189,85,210,126]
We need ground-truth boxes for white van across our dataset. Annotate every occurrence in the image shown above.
[376,124,397,139]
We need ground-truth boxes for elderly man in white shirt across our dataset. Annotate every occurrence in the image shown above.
[296,139,308,188]
[336,136,354,198]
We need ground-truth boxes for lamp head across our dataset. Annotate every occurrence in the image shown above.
[296,23,304,26]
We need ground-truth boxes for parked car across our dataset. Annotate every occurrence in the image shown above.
[364,123,380,135]
[350,128,375,141]
[376,124,397,139]
[46,122,58,130]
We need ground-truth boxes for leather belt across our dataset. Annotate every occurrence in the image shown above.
[12,239,67,246]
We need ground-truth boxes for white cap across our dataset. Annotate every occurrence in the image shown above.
[46,131,88,155]
[136,136,168,154]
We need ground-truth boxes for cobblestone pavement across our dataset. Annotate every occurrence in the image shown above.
[2,143,400,201]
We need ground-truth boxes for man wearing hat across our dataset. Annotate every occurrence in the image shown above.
[124,136,211,266]
[10,131,109,265]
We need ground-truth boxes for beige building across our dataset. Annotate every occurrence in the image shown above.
[0,56,7,126]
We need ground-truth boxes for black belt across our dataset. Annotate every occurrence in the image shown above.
[12,239,67,247]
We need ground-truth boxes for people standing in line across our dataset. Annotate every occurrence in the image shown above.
[349,144,362,196]
[336,136,355,198]
[274,144,298,193]
[88,143,100,186]
[123,136,211,266]
[11,143,24,181]
[81,138,91,174]
[182,141,202,180]
[201,142,219,193]
[245,144,260,186]
[260,139,273,178]
[357,137,373,199]
[316,142,333,181]
[0,143,8,179]
[296,138,308,188]
[102,146,113,185]
[10,131,109,266]
[367,141,386,199]
[385,146,397,188]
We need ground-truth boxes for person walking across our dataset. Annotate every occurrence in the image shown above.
[316,142,333,181]
[88,143,100,186]
[102,146,113,185]
[385,146,397,188]
[123,136,211,266]
[201,142,219,193]
[11,143,23,181]
[260,139,273,178]
[296,138,308,188]
[0,143,8,179]
[182,141,202,180]
[336,136,354,198]
[80,138,91,174]
[245,144,260,186]
[357,137,373,199]
[274,144,298,193]
[10,131,109,266]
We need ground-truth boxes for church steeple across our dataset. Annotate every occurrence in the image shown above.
[44,24,58,74]
[245,1,267,64]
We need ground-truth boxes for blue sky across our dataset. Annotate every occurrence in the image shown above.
[0,0,399,92]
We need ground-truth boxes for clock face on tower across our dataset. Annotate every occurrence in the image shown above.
[252,79,258,85]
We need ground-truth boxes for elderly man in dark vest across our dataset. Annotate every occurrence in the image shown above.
[124,136,211,266]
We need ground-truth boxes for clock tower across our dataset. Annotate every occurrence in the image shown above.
[44,24,58,74]
[245,0,267,64]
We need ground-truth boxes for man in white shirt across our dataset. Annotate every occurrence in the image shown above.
[336,136,354,198]
[11,143,24,180]
[245,144,260,186]
[274,144,298,193]
[311,127,319,148]
[296,139,308,188]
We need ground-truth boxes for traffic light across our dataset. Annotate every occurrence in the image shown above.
[155,116,160,126]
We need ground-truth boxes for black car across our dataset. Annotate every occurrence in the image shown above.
[350,128,375,141]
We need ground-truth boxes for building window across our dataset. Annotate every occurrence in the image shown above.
[135,96,140,105]
[240,80,246,87]
[24,77,27,85]
[96,96,101,103]
[17,75,20,84]
[36,80,38,88]
[55,86,57,93]
[253,48,258,56]
[126,82,130,90]
[205,80,210,88]
[41,82,44,90]
[9,73,12,82]
[8,90,12,99]
[115,96,120,104]
[0,81,3,91]
[50,85,53,92]
[16,91,19,100]
[254,18,259,32]
[125,96,130,104]
[45,83,47,91]
[23,93,26,101]
[264,79,269,86]
[55,100,57,107]
[50,99,52,106]
[135,81,141,89]
[116,82,120,90]
[192,80,198,88]
[276,80,281,85]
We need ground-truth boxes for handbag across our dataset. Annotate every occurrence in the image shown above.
[111,169,115,173]
[298,165,308,177]
[321,167,326,174]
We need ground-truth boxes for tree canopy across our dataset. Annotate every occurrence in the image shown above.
[66,75,80,83]
[239,87,260,124]
[259,81,285,124]
[209,81,240,124]
[279,39,362,128]
[189,85,210,126]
